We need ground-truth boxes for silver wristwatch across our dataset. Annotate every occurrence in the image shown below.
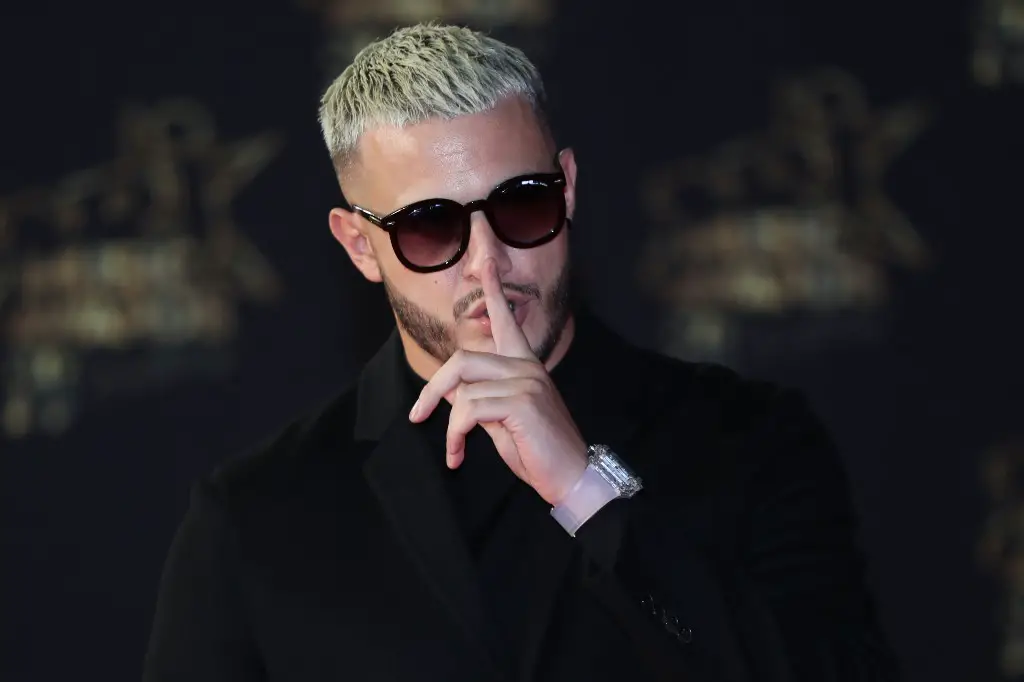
[587,444,643,499]
[550,444,643,536]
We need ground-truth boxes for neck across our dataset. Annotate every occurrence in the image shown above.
[398,314,577,382]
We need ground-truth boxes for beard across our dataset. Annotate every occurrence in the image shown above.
[382,261,572,366]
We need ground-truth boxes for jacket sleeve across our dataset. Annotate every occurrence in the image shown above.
[143,480,265,682]
[573,387,900,682]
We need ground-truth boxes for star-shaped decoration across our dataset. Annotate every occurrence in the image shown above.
[638,67,932,313]
[1,98,284,311]
[0,98,285,436]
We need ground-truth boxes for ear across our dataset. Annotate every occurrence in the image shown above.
[329,207,383,283]
[557,148,578,220]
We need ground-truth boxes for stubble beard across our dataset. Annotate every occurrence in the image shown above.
[383,261,572,366]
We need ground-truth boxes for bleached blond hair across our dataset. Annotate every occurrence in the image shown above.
[318,23,548,174]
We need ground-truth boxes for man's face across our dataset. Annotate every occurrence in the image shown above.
[331,96,577,374]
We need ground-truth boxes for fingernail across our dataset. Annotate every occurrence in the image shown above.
[408,400,420,421]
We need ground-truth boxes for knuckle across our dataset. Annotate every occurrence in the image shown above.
[513,391,535,410]
[523,376,547,394]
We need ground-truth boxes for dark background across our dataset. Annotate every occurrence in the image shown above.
[2,1,1021,680]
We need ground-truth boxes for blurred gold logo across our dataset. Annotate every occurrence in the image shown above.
[638,68,931,362]
[0,99,283,437]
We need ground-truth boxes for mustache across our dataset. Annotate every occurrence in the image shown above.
[453,282,540,318]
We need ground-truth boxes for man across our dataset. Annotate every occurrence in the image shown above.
[144,23,898,682]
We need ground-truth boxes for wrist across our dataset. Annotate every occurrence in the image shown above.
[550,456,589,506]
[550,444,643,537]
[550,463,618,536]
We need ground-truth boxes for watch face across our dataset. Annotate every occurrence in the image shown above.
[589,444,643,498]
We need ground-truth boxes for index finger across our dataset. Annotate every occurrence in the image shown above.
[409,349,527,422]
[482,258,535,360]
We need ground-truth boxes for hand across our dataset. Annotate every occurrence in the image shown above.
[408,258,588,506]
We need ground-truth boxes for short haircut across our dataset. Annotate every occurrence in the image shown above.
[318,23,548,174]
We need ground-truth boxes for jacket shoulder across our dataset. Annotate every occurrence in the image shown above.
[625,342,786,422]
[626,348,839,519]
[200,380,364,509]
[620,342,828,469]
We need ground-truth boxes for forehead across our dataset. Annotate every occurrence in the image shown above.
[351,97,554,208]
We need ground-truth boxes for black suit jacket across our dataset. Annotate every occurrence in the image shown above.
[144,311,898,681]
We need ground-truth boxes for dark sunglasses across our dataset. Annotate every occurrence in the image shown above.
[350,167,568,273]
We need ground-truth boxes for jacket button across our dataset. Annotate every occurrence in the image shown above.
[641,594,659,617]
[662,613,693,644]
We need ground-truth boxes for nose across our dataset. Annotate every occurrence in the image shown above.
[460,211,513,282]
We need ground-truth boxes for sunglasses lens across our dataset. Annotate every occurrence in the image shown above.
[393,201,465,269]
[490,179,565,247]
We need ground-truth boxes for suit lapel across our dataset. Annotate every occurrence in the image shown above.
[356,332,508,678]
[516,395,651,675]
[363,422,506,672]
[513,310,663,678]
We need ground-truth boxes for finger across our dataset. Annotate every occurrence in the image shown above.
[482,258,535,360]
[444,378,542,468]
[454,377,545,401]
[409,350,539,422]
[446,394,522,468]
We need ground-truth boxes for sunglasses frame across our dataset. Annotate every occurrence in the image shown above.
[351,164,569,274]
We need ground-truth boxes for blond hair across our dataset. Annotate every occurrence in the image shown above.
[318,23,547,173]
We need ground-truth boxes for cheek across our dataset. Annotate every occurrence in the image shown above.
[527,239,569,283]
[542,228,570,259]
[411,273,460,318]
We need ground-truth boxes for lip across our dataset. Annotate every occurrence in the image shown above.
[465,297,531,331]
[466,293,532,320]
